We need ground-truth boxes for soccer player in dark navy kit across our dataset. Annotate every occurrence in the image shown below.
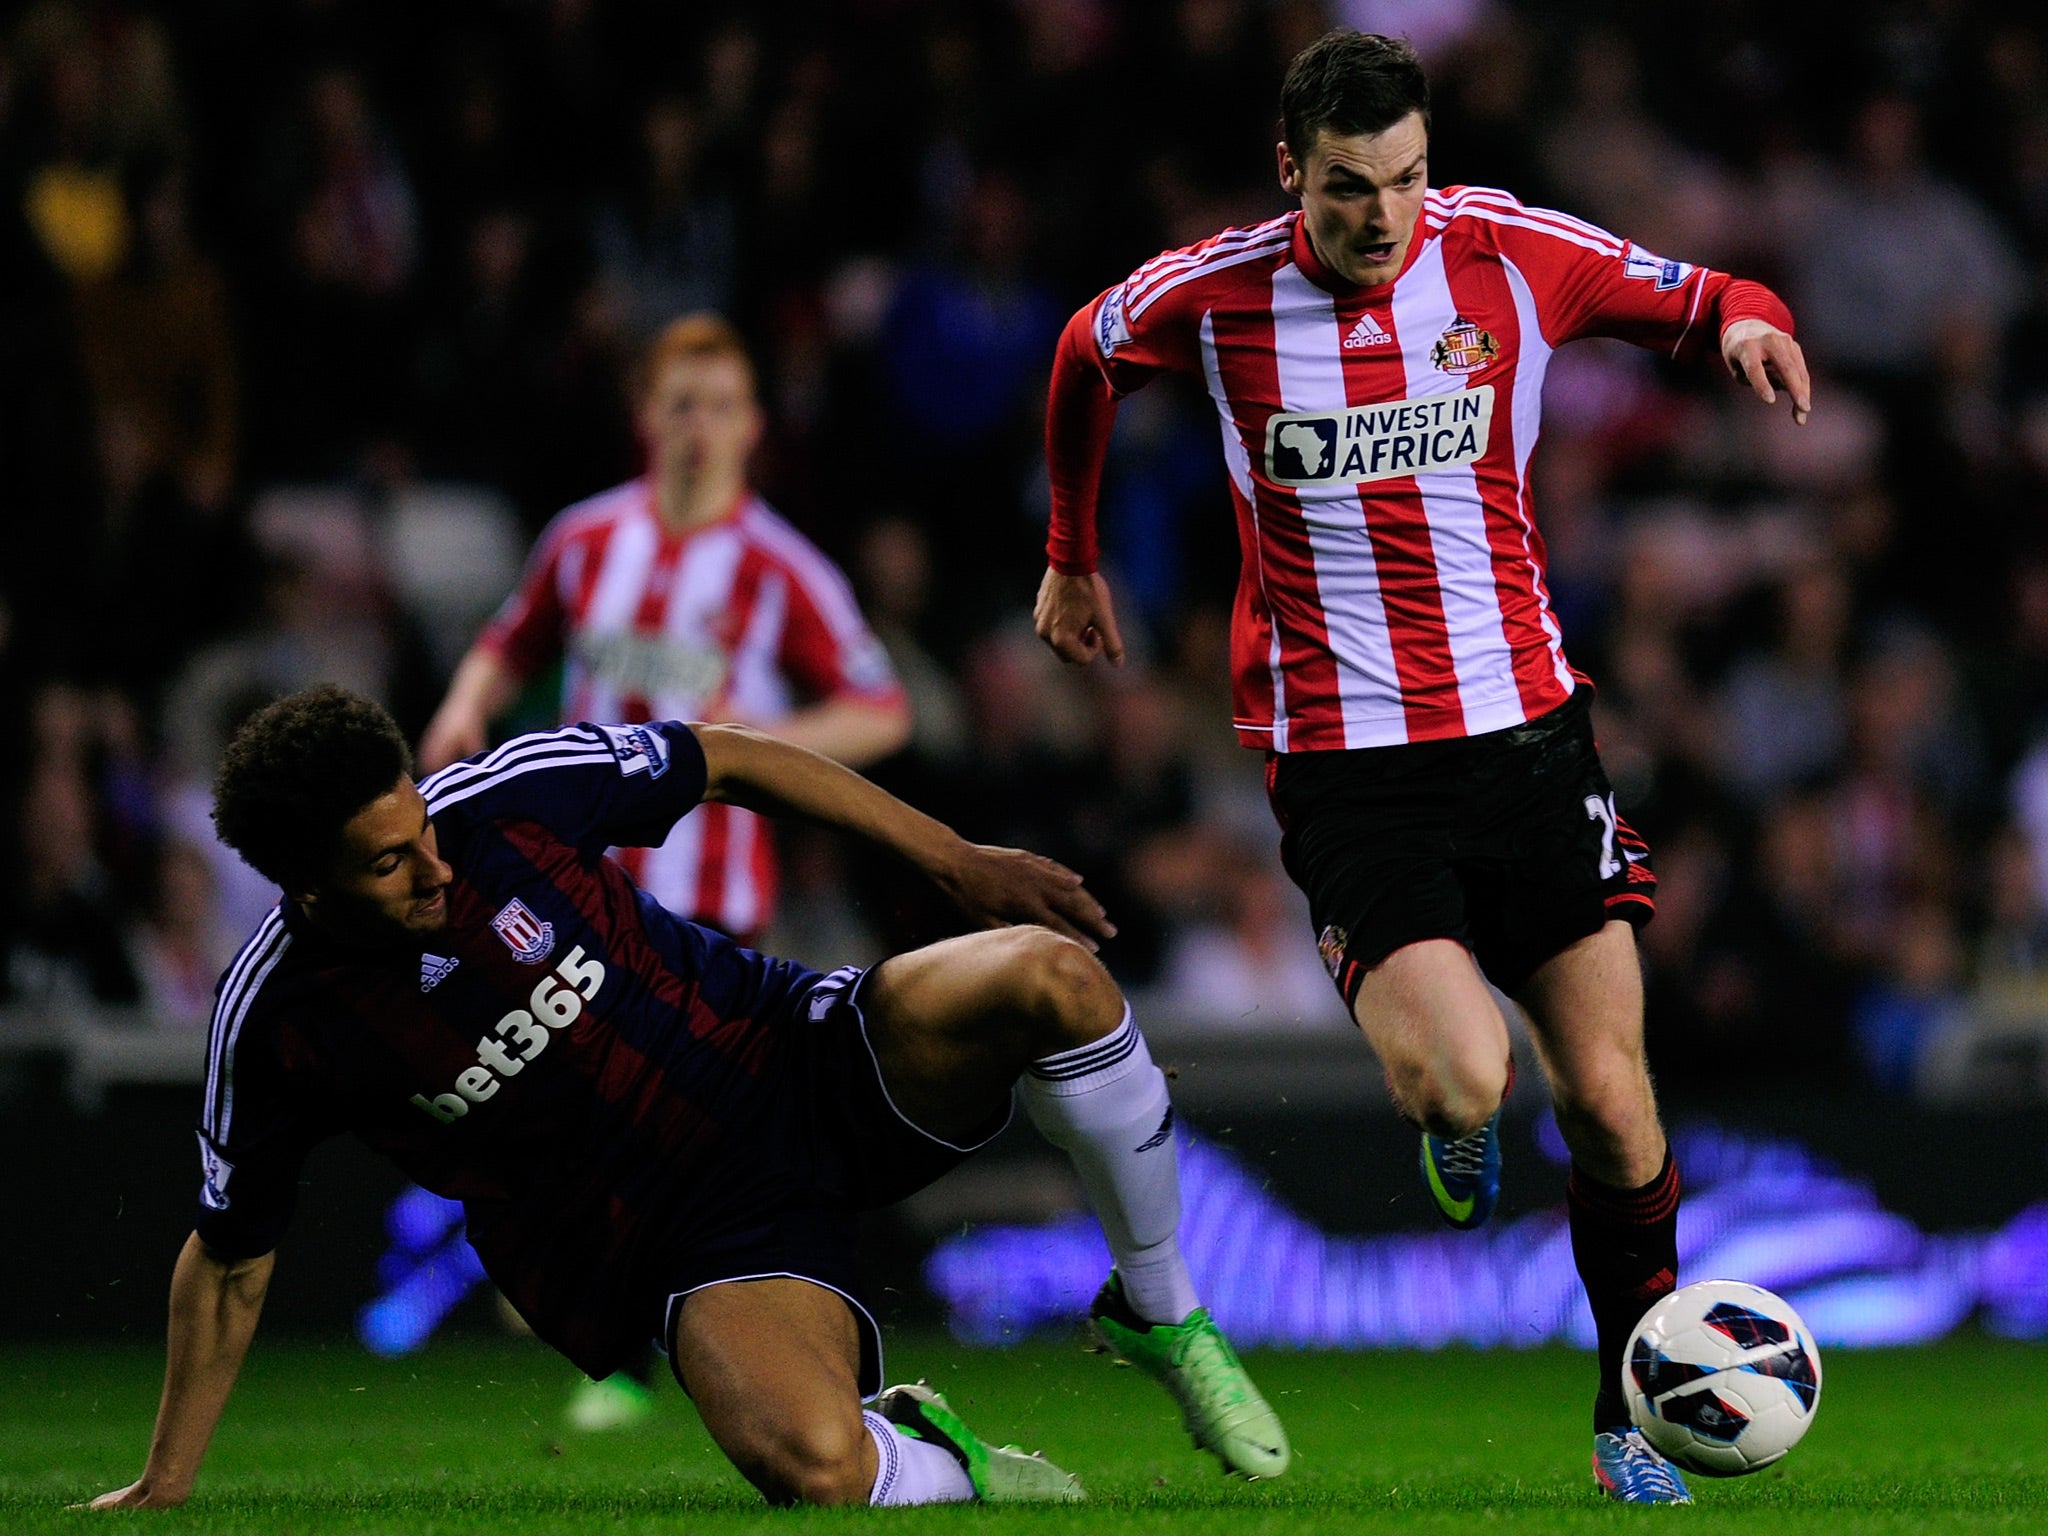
[86,688,1288,1512]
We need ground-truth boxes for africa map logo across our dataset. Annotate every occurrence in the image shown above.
[1273,418,1338,480]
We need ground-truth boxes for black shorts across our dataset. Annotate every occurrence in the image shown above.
[1267,687,1655,1005]
[659,965,1010,1397]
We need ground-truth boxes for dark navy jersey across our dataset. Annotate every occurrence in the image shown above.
[194,721,829,1376]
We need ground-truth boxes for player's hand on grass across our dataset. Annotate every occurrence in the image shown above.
[79,1478,185,1510]
[936,842,1117,951]
[1035,568,1126,667]
[1721,319,1812,425]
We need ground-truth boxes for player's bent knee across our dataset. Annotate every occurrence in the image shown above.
[1385,1049,1506,1139]
[1002,926,1122,1042]
[747,1414,872,1507]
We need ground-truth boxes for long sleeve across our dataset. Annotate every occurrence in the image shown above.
[1045,302,1122,575]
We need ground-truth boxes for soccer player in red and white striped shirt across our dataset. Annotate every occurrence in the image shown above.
[1034,32,1811,1503]
[422,315,911,942]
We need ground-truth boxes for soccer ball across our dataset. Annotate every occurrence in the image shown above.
[1622,1279,1822,1476]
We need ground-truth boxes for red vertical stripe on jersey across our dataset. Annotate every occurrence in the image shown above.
[745,818,777,941]
[1225,479,1281,738]
[1440,248,1568,718]
[1336,299,1462,738]
[1209,301,1344,747]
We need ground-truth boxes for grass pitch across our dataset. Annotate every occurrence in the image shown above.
[5,1333,2042,1533]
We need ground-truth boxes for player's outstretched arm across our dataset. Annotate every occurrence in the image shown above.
[719,694,913,770]
[694,722,1115,948]
[1720,318,1812,426]
[420,647,523,772]
[83,1233,274,1510]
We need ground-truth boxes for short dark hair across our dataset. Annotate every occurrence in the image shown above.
[212,686,413,890]
[1280,31,1431,160]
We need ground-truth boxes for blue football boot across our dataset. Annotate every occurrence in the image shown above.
[1419,1109,1501,1229]
[1592,1428,1693,1504]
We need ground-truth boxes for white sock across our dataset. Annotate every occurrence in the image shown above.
[1018,1006,1200,1325]
[864,1410,976,1504]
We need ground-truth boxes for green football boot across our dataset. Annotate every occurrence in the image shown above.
[1089,1272,1292,1478]
[872,1381,1085,1502]
[563,1372,655,1432]
[1420,1108,1502,1229]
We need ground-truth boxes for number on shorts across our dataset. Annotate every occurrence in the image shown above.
[1584,792,1621,880]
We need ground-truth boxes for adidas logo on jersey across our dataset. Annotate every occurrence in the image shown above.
[1344,313,1393,348]
[420,953,460,992]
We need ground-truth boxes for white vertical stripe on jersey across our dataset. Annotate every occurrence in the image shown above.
[745,502,863,635]
[635,527,747,925]
[572,511,663,720]
[1390,239,1525,736]
[715,559,782,935]
[726,569,792,723]
[722,807,763,936]
[1200,310,1289,749]
[1499,255,1576,692]
[659,527,745,715]
[635,800,707,919]
[1269,263,1407,748]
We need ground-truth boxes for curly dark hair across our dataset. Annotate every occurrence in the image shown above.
[1280,31,1431,160]
[211,686,414,890]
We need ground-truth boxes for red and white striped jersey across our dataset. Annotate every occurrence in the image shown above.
[1046,187,1793,751]
[479,480,903,934]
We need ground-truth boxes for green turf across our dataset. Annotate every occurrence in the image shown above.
[6,1333,2043,1533]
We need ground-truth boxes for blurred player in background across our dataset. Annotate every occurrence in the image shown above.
[1033,30,1810,1505]
[421,313,910,1426]
[86,690,1288,1512]
[422,312,910,941]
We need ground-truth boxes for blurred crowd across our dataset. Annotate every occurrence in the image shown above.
[5,0,2048,1103]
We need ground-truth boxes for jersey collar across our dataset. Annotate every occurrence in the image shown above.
[642,477,751,541]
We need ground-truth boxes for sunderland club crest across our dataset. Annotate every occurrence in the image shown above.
[1430,316,1499,375]
[490,898,556,964]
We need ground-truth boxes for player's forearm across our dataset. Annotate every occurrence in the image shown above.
[442,648,524,725]
[135,1234,273,1502]
[695,723,964,877]
[1046,304,1119,576]
[764,695,912,769]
